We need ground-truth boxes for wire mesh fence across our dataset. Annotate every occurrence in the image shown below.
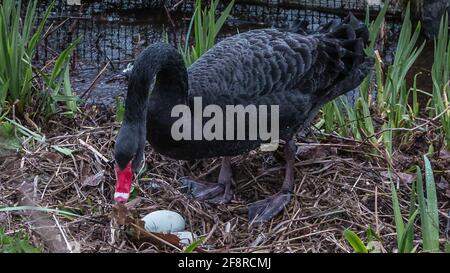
[31,0,402,103]
[38,0,401,14]
[35,0,401,68]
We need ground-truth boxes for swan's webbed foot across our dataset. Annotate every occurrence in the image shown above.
[180,157,233,204]
[180,178,233,204]
[248,139,296,223]
[248,191,292,223]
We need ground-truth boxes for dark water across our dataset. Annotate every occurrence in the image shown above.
[36,1,398,105]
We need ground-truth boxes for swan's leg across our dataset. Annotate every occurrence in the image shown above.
[180,157,233,204]
[248,140,296,223]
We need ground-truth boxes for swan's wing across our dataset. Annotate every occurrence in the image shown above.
[188,14,371,107]
[187,28,317,101]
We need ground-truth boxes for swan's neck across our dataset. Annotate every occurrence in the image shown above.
[124,43,188,124]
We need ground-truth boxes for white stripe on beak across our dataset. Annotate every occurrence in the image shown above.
[114,192,130,201]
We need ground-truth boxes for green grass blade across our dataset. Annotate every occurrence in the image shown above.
[423,155,440,252]
[183,237,205,253]
[3,117,45,143]
[62,62,77,115]
[115,96,125,123]
[0,205,80,218]
[47,38,79,90]
[399,209,418,253]
[28,0,54,53]
[213,0,234,38]
[343,229,368,253]
[365,0,389,56]
[390,172,405,249]
[51,145,75,156]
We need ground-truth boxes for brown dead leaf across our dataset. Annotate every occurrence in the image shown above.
[125,197,142,209]
[439,148,450,160]
[129,220,182,248]
[437,177,449,190]
[111,203,129,226]
[41,152,62,163]
[380,171,415,184]
[128,220,207,252]
[19,181,67,252]
[110,204,206,252]
[438,177,450,198]
[296,144,337,159]
[81,171,104,187]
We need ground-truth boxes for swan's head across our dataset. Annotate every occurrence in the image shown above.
[113,122,146,203]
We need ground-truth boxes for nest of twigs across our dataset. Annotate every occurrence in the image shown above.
[0,105,449,253]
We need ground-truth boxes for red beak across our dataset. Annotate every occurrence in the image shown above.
[114,162,133,203]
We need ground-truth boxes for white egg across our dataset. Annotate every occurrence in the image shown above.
[142,210,186,233]
[173,231,196,246]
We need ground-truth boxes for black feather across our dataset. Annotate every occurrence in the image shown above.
[115,14,373,164]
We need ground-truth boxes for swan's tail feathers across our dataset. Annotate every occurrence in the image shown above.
[288,20,310,34]
[322,13,370,70]
[319,12,369,45]
[316,13,373,102]
[321,56,373,103]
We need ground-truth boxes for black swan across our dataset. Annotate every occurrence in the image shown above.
[411,0,449,39]
[114,14,373,222]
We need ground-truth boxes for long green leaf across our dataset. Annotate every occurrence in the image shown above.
[390,173,404,249]
[62,62,77,115]
[364,0,389,56]
[28,1,54,53]
[213,0,234,38]
[344,229,368,253]
[402,179,417,252]
[183,237,205,253]
[422,156,440,252]
[3,117,45,143]
[180,0,234,66]
[51,145,75,156]
[0,206,80,218]
[399,209,418,253]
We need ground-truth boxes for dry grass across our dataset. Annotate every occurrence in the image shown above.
[0,105,449,253]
